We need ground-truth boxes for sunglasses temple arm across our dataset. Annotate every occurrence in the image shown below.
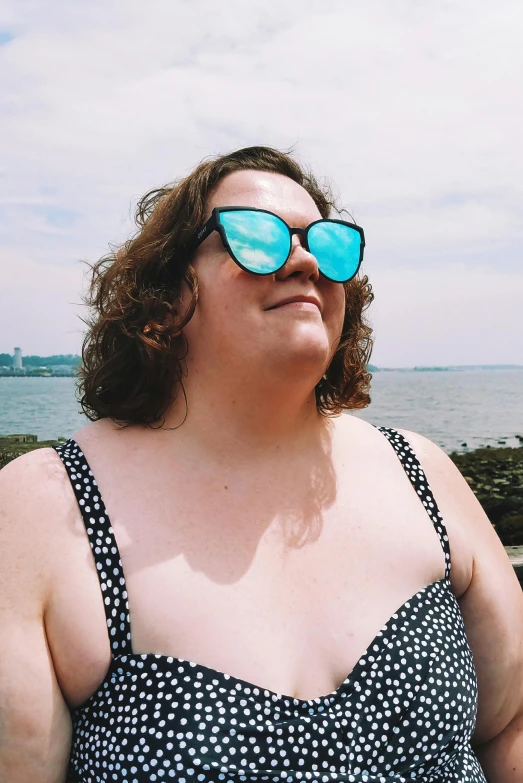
[188,211,218,252]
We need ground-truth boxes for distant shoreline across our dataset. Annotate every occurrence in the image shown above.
[2,351,522,377]
[368,364,523,373]
[1,364,523,378]
[0,372,76,377]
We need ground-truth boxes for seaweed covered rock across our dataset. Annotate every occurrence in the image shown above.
[449,446,523,545]
[0,436,66,469]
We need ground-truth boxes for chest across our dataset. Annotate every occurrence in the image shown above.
[45,446,470,710]
[66,580,481,783]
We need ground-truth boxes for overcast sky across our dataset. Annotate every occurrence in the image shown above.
[1,0,522,367]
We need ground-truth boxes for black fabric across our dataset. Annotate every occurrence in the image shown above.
[53,427,486,782]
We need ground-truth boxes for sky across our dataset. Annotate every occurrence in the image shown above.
[1,0,522,367]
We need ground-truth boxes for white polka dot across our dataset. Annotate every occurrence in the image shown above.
[53,432,485,782]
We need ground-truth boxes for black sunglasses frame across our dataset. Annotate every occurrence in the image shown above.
[188,206,366,283]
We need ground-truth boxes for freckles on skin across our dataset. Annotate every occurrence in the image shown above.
[192,266,345,368]
[186,170,347,366]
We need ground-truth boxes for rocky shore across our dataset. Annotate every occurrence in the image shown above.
[449,444,523,546]
[0,436,68,470]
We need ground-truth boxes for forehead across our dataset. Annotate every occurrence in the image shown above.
[207,170,322,227]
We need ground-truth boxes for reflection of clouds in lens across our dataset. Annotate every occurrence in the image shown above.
[309,222,361,282]
[220,210,289,273]
[236,245,279,272]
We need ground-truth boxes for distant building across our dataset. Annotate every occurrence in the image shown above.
[51,365,76,376]
[13,347,22,370]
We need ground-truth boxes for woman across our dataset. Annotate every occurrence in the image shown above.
[0,146,522,782]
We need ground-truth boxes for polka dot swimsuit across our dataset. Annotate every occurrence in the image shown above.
[53,427,487,782]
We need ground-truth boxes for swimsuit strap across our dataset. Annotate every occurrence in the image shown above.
[53,439,133,656]
[53,426,451,660]
[376,426,452,580]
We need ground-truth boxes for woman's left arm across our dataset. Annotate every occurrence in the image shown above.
[398,429,523,782]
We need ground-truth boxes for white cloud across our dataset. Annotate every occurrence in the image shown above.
[369,262,523,367]
[0,0,521,358]
[0,251,86,355]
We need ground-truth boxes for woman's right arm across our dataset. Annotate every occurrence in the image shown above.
[0,452,72,783]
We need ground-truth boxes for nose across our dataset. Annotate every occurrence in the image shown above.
[275,234,320,283]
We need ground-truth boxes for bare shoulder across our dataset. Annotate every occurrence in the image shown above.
[0,448,74,779]
[0,445,72,540]
[0,445,79,604]
[396,428,523,746]
[0,443,91,603]
[336,417,476,593]
[394,427,505,574]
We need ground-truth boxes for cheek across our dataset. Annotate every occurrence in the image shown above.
[323,285,346,336]
[201,264,252,318]
[184,258,262,339]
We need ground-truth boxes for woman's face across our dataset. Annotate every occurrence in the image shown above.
[182,170,346,388]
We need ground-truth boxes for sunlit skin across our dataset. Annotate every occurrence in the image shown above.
[162,170,346,455]
[3,169,523,783]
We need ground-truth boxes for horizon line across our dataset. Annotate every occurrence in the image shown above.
[1,352,522,372]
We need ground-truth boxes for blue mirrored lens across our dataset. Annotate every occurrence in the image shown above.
[220,210,290,274]
[308,221,361,283]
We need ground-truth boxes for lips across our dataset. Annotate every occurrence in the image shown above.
[267,295,321,311]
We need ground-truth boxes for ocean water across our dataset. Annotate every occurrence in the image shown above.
[354,369,523,452]
[0,369,522,454]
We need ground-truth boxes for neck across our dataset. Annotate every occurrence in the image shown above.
[149,362,329,464]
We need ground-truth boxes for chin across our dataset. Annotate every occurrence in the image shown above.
[274,336,331,378]
[288,326,332,358]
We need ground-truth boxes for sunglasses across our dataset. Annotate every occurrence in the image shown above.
[188,207,365,283]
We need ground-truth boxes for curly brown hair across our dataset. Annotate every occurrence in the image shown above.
[78,146,374,426]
